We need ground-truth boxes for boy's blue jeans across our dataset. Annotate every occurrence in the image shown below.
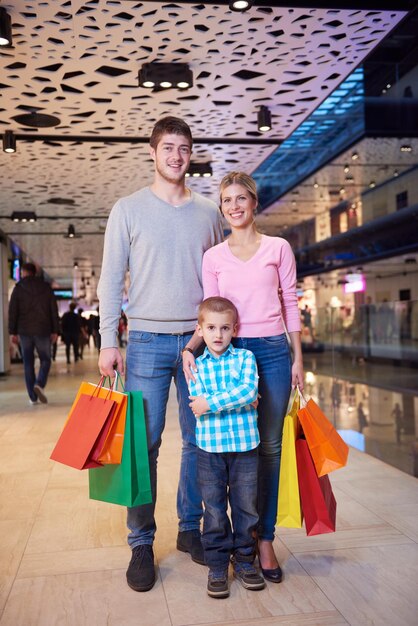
[232,334,292,542]
[197,447,258,569]
[125,330,203,548]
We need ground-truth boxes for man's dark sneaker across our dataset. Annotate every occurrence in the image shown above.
[33,384,48,404]
[207,567,229,598]
[176,529,205,565]
[126,545,156,592]
[232,558,265,591]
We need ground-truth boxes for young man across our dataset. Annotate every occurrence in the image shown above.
[97,117,224,592]
[189,297,265,598]
[8,262,59,404]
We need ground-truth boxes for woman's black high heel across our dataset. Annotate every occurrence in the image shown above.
[257,540,283,583]
[260,563,283,583]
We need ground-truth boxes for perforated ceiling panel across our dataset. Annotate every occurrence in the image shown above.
[0,1,407,285]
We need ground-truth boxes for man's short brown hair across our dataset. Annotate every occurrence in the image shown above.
[198,297,238,325]
[150,116,193,150]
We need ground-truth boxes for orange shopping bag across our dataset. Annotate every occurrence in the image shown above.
[66,374,128,464]
[297,388,349,476]
[50,393,118,470]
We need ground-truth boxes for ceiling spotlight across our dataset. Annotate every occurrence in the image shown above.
[351,152,359,160]
[10,211,37,223]
[394,170,399,177]
[73,261,79,269]
[65,224,81,239]
[0,7,12,46]
[369,180,376,188]
[400,144,412,152]
[344,164,350,173]
[138,63,193,90]
[313,181,319,189]
[3,130,16,153]
[258,106,271,132]
[229,0,254,11]
[186,162,213,178]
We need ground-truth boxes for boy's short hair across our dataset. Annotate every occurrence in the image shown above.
[150,116,193,150]
[198,297,238,325]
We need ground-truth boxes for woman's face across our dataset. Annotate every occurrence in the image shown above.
[220,183,257,229]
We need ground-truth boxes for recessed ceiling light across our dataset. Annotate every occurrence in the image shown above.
[12,112,61,128]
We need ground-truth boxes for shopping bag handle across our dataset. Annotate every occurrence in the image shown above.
[296,385,308,408]
[89,375,114,401]
[288,388,300,416]
[113,370,126,392]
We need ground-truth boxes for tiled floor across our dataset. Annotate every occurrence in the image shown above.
[1,346,417,626]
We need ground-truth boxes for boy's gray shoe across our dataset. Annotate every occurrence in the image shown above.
[207,567,229,598]
[232,558,265,591]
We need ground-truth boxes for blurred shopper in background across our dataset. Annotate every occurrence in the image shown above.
[61,302,80,364]
[8,262,59,404]
[77,308,90,359]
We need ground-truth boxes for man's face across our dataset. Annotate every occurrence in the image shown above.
[150,133,192,184]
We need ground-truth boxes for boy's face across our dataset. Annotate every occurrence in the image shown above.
[197,311,237,357]
[150,133,192,184]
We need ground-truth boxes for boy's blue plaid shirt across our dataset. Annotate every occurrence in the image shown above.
[189,344,260,453]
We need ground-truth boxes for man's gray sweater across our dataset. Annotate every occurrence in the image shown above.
[97,187,223,349]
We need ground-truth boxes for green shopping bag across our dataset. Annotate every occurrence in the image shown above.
[89,390,152,506]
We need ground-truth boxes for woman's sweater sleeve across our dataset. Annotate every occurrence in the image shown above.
[202,250,220,299]
[278,240,301,333]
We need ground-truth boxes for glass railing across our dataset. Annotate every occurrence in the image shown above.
[299,300,418,477]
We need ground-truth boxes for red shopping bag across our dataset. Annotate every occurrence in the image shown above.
[50,393,117,470]
[296,438,336,536]
[297,391,349,476]
[65,376,127,465]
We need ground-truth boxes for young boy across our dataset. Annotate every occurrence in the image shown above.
[189,296,265,598]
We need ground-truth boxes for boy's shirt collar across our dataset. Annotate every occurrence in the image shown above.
[201,343,236,361]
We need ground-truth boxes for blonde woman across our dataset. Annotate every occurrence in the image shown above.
[183,172,304,582]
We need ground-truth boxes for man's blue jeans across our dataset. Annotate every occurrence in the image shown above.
[197,447,258,569]
[125,331,203,548]
[233,334,292,541]
[19,335,52,402]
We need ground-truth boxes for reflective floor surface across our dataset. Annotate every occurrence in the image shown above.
[0,344,417,626]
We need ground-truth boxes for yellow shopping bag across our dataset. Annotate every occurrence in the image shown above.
[277,392,303,528]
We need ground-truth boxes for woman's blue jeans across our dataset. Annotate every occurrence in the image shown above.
[197,447,258,569]
[125,331,203,548]
[232,334,292,541]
